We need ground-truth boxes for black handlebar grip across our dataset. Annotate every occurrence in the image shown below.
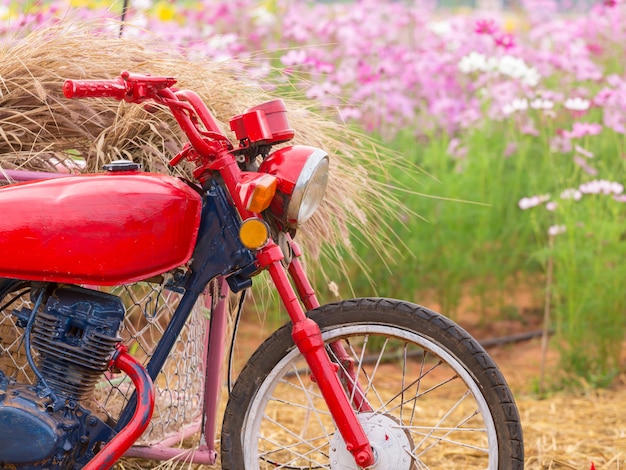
[62,78,128,100]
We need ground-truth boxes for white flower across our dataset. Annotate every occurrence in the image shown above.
[503,98,529,115]
[546,201,558,211]
[498,55,540,86]
[128,13,149,29]
[498,55,525,78]
[611,182,624,194]
[486,57,499,71]
[560,188,583,201]
[513,98,528,110]
[251,6,276,28]
[459,52,489,74]
[522,68,541,87]
[428,21,452,37]
[530,98,554,110]
[459,52,540,86]
[132,0,153,10]
[206,33,237,52]
[548,225,567,237]
[564,97,590,111]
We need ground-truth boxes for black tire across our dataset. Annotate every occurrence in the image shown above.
[221,298,523,469]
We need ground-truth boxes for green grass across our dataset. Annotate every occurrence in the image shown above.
[315,118,626,389]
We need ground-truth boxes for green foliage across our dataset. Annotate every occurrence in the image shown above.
[316,116,625,388]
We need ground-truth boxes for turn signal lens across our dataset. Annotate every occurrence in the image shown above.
[246,174,277,213]
[239,218,270,249]
[238,173,278,214]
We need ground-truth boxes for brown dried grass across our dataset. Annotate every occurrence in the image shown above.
[0,19,403,283]
[518,383,626,469]
[117,372,626,469]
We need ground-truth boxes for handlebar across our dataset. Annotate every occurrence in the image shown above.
[62,71,177,103]
[62,77,127,100]
[62,71,228,167]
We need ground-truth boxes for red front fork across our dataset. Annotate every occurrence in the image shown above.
[287,241,372,414]
[258,242,375,468]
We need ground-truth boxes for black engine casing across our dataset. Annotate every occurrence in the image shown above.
[0,285,125,467]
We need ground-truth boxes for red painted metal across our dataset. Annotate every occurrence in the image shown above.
[229,99,294,145]
[84,345,155,470]
[63,76,128,100]
[63,71,177,103]
[0,172,202,285]
[286,237,373,413]
[259,145,314,194]
[266,254,375,468]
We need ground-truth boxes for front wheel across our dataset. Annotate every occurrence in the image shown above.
[221,298,524,469]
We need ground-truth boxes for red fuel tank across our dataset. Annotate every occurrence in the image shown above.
[0,172,202,285]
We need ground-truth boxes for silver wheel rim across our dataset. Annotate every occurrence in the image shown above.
[241,323,499,469]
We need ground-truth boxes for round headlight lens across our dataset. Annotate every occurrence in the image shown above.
[286,149,329,227]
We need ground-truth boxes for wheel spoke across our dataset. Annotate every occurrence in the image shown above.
[343,336,388,410]
[259,414,331,468]
[226,302,522,469]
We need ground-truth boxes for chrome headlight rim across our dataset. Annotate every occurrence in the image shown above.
[285,148,329,228]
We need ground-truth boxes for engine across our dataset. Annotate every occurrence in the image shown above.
[0,285,125,468]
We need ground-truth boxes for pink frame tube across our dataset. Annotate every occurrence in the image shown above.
[122,278,231,466]
[0,169,70,182]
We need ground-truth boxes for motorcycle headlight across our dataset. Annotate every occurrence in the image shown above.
[258,145,329,229]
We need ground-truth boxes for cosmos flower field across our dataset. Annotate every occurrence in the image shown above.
[2,0,625,387]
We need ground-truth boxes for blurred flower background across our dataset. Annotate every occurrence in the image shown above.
[1,0,624,389]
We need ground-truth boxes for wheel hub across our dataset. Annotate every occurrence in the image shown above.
[329,412,415,469]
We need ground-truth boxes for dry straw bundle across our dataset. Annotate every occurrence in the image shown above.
[0,20,401,285]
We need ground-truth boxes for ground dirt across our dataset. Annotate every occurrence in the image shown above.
[455,303,626,470]
[121,297,625,470]
[230,302,625,469]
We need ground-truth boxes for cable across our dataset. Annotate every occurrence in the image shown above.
[227,289,247,392]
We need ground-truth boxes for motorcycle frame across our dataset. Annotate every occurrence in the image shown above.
[2,157,375,466]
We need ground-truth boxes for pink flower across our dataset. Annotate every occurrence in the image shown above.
[563,122,603,139]
[579,179,624,195]
[573,156,598,176]
[504,142,518,158]
[548,225,566,237]
[575,145,594,158]
[475,19,498,35]
[447,138,467,159]
[604,109,626,134]
[338,107,362,122]
[518,194,551,210]
[280,49,308,67]
[495,34,516,50]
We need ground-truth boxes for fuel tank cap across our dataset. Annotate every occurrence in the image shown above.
[103,159,142,172]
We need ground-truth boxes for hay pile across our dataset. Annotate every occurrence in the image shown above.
[0,20,399,282]
[518,385,626,469]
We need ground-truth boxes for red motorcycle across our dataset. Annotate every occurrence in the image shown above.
[0,71,523,469]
